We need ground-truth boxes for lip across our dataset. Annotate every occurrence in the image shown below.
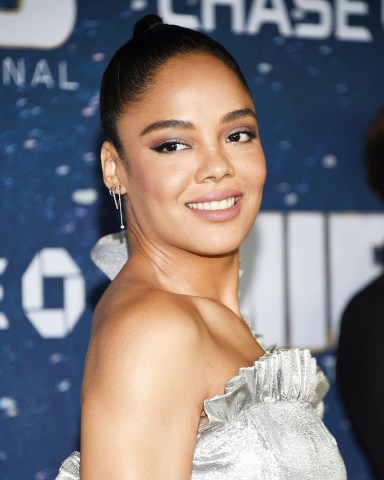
[185,190,243,223]
[186,189,243,204]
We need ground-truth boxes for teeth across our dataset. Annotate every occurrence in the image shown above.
[187,197,236,211]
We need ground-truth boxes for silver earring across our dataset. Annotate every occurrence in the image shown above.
[109,185,125,230]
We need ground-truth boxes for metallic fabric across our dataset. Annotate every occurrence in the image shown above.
[90,231,128,280]
[56,451,80,479]
[56,349,346,479]
[192,348,346,479]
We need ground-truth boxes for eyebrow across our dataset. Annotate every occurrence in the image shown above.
[139,108,257,136]
[220,108,257,123]
[140,119,194,136]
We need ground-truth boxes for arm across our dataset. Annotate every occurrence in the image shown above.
[80,292,207,479]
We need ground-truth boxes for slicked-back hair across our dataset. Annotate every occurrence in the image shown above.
[99,14,251,157]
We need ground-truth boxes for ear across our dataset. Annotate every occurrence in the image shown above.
[100,141,128,194]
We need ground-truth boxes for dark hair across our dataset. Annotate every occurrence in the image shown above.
[366,107,384,200]
[100,14,251,156]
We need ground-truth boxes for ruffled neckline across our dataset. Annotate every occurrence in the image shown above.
[199,348,328,433]
[56,349,330,478]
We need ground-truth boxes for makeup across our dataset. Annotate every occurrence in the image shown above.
[185,189,243,222]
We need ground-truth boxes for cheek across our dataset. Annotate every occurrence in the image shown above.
[256,161,267,188]
[242,151,267,190]
[129,159,188,207]
[129,159,161,197]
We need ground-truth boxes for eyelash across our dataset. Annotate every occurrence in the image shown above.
[226,130,257,143]
[151,129,257,154]
[151,141,189,153]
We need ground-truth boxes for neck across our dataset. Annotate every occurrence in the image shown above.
[126,231,241,316]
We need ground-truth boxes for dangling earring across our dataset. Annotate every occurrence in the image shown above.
[109,185,125,230]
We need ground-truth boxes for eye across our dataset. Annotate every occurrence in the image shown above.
[226,130,257,144]
[151,140,190,153]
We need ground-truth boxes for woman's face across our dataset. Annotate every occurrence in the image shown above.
[111,52,266,256]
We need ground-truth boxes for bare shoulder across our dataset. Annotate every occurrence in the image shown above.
[82,286,207,400]
[96,280,202,323]
[81,288,207,478]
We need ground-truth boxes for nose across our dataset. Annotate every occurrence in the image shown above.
[194,145,235,184]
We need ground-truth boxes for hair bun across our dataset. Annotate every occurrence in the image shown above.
[133,14,164,38]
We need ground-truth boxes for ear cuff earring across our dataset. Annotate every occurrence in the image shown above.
[109,185,125,230]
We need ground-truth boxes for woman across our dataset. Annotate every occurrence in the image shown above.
[57,14,346,479]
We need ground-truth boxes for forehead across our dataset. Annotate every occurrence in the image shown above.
[123,52,253,122]
[156,51,241,81]
[157,52,248,98]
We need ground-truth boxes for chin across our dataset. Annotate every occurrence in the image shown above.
[187,235,244,258]
[193,248,239,259]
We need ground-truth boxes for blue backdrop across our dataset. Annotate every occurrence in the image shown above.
[1,1,384,478]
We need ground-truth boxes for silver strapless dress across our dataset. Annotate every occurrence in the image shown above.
[56,348,346,479]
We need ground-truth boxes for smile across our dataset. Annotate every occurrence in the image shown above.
[186,197,236,211]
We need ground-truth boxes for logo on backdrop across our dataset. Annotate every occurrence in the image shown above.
[0,249,85,339]
[0,0,379,90]
[158,0,377,41]
[0,0,79,90]
[0,0,77,49]
[21,249,85,338]
[0,0,380,46]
